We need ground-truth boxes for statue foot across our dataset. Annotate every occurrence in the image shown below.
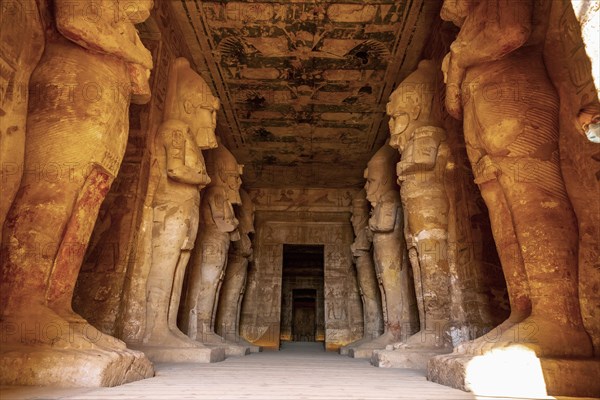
[455,317,519,355]
[51,307,126,350]
[355,329,401,351]
[476,317,593,358]
[144,330,207,349]
[1,303,120,351]
[200,331,228,344]
[388,329,451,351]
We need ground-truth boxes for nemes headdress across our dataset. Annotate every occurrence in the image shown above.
[387,59,437,117]
[164,58,220,122]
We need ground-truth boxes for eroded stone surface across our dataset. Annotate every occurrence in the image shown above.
[0,0,44,245]
[180,141,249,356]
[340,190,383,355]
[350,144,419,359]
[372,60,453,369]
[130,57,224,363]
[0,0,154,386]
[215,189,261,352]
[427,0,598,397]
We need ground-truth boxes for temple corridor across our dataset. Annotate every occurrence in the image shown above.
[1,0,599,398]
[1,342,589,400]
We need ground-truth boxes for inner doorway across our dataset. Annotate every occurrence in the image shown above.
[280,244,325,343]
[292,289,316,341]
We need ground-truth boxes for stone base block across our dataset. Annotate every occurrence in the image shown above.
[247,344,262,353]
[207,343,250,357]
[0,347,154,387]
[339,337,370,356]
[131,345,225,363]
[372,348,450,369]
[349,346,379,359]
[427,352,600,398]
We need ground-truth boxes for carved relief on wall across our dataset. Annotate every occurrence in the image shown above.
[240,214,362,350]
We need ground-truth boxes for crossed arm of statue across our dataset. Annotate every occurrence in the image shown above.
[441,0,533,119]
[368,192,398,233]
[210,189,239,233]
[162,120,209,186]
[397,133,443,177]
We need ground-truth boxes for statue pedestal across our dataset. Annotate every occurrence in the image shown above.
[130,345,225,363]
[349,346,381,359]
[427,352,600,398]
[206,342,250,357]
[339,337,371,356]
[0,346,153,387]
[200,332,251,357]
[236,338,262,353]
[372,348,451,370]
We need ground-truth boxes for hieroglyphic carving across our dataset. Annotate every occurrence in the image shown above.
[240,215,361,350]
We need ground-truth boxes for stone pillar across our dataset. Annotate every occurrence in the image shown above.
[340,190,384,355]
[215,189,261,352]
[428,0,599,397]
[0,0,155,387]
[125,57,224,363]
[372,60,454,369]
[181,141,249,357]
[350,144,419,359]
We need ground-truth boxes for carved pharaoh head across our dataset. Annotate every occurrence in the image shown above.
[164,58,220,150]
[387,59,438,151]
[237,189,256,235]
[205,139,244,205]
[364,143,399,204]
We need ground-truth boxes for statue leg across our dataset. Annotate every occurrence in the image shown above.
[355,254,384,340]
[2,167,124,350]
[465,65,592,357]
[184,235,229,342]
[456,177,531,355]
[145,204,201,347]
[369,243,418,346]
[210,258,228,332]
[215,255,247,341]
[481,158,593,357]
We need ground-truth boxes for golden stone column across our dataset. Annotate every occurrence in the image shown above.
[181,141,250,356]
[1,0,154,386]
[350,144,419,359]
[128,58,224,363]
[373,60,454,369]
[429,0,599,397]
[215,189,261,353]
[340,189,384,355]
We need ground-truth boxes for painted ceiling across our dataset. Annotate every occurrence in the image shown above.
[167,1,439,188]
